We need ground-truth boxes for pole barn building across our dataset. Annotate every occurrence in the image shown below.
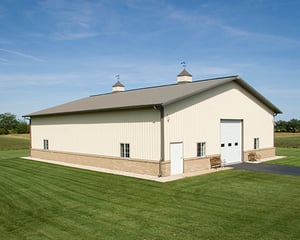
[25,70,282,177]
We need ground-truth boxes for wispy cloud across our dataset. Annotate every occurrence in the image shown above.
[36,0,109,41]
[0,73,80,87]
[53,31,100,40]
[0,48,44,62]
[165,6,300,47]
[165,6,217,29]
[0,57,9,64]
[219,24,300,46]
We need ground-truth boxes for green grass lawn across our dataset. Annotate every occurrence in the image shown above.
[0,134,299,239]
[0,134,30,150]
[0,150,300,239]
[274,132,300,148]
[268,147,300,166]
[268,133,300,166]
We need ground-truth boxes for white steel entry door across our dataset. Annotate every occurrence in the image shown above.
[170,143,183,175]
[220,120,242,165]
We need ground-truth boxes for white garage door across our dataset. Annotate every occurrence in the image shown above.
[170,142,183,175]
[220,120,242,165]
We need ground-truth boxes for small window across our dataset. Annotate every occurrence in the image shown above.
[43,139,49,150]
[197,142,206,157]
[254,138,259,149]
[228,143,232,147]
[120,143,130,158]
[221,143,225,147]
[235,142,238,146]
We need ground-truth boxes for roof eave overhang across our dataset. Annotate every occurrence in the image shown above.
[24,103,163,118]
[162,76,282,114]
[234,77,282,114]
[24,75,282,118]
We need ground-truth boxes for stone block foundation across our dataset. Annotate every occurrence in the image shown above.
[30,148,276,177]
[30,149,211,177]
[243,147,276,162]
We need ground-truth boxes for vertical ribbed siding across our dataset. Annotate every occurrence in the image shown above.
[31,82,275,164]
[31,108,161,161]
[164,82,275,160]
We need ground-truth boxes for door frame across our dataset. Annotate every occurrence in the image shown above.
[220,119,243,165]
[170,142,184,175]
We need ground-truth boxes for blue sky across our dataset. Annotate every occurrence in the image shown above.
[0,0,299,120]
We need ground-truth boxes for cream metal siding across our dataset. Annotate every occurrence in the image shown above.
[164,82,274,160]
[31,108,161,161]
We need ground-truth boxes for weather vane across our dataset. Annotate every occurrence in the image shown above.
[115,74,120,81]
[181,61,186,69]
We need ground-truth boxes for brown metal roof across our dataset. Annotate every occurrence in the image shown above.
[25,75,282,117]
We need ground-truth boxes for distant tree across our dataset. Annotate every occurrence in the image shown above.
[0,113,30,134]
[275,119,300,132]
[287,119,300,132]
[275,120,288,132]
[15,120,30,134]
[0,113,19,134]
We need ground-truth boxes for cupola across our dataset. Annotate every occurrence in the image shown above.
[177,69,192,84]
[112,81,125,92]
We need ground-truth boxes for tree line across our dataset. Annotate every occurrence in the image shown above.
[0,113,30,135]
[275,119,300,132]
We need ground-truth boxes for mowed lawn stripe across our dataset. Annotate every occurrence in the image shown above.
[1,158,184,239]
[271,147,300,166]
[0,149,29,160]
[0,135,30,150]
[166,171,300,238]
[1,155,300,239]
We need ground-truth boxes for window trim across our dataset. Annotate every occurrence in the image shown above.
[120,143,130,158]
[43,139,49,150]
[254,138,259,150]
[197,142,206,158]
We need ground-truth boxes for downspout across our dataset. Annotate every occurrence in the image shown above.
[158,105,164,177]
[23,116,32,156]
[273,113,277,148]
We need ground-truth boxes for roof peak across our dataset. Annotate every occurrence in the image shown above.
[112,81,125,87]
[25,74,281,117]
[90,75,240,97]
[112,80,125,92]
[177,69,192,77]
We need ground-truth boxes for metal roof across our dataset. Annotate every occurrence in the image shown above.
[25,75,282,117]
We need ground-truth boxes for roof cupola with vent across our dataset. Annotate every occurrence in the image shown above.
[177,61,192,84]
[112,80,125,92]
[177,68,192,84]
[112,74,125,92]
